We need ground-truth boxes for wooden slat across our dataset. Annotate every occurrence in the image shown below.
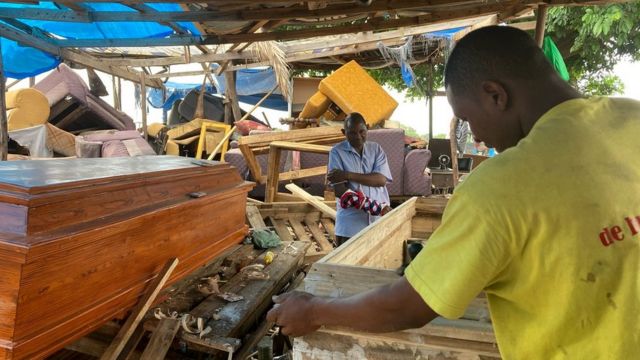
[270,141,332,154]
[99,258,179,360]
[246,204,268,229]
[304,215,333,252]
[201,241,310,346]
[288,219,311,242]
[265,145,283,203]
[285,183,336,220]
[139,318,180,360]
[270,217,293,242]
[278,166,327,182]
[320,218,336,244]
[321,197,417,265]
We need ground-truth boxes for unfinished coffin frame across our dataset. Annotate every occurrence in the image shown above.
[295,196,500,359]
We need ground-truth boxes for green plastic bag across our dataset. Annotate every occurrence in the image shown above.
[543,36,570,81]
[251,229,282,249]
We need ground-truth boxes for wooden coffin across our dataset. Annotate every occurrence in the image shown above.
[295,197,501,359]
[0,156,253,360]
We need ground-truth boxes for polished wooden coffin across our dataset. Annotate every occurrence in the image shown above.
[0,156,253,359]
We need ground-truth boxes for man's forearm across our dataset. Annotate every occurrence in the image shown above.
[346,172,387,187]
[309,278,437,333]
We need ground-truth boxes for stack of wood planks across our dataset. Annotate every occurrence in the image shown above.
[294,196,501,359]
[246,202,336,263]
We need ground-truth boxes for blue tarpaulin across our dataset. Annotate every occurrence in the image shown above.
[147,81,287,111]
[1,2,199,79]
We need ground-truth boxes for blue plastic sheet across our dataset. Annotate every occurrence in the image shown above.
[1,2,199,79]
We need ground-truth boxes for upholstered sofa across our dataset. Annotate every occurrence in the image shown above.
[34,64,135,132]
[224,128,431,199]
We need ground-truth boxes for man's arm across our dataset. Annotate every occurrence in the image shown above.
[266,277,437,337]
[327,170,387,187]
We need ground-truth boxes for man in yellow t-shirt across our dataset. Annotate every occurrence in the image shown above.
[266,26,640,359]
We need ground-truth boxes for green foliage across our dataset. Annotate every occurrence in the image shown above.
[365,3,639,97]
[545,2,640,95]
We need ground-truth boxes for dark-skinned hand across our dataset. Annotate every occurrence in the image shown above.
[266,291,322,337]
[327,169,348,184]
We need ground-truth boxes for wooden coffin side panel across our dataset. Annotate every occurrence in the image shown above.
[299,262,499,359]
[0,204,27,235]
[8,184,251,360]
[319,197,417,269]
[0,255,21,347]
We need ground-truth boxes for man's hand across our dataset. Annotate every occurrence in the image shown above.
[266,291,322,337]
[327,169,349,184]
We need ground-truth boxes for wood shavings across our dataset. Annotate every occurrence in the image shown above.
[218,292,244,302]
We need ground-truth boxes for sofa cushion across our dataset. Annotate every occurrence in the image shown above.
[367,128,405,196]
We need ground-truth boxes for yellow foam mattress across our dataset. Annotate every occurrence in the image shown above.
[319,60,397,126]
[299,91,332,119]
[6,88,50,131]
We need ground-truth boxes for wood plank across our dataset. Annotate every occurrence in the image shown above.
[304,215,333,252]
[285,183,336,220]
[265,146,283,203]
[201,241,310,343]
[288,219,311,242]
[139,318,180,360]
[278,166,327,182]
[270,218,293,242]
[270,141,332,154]
[239,143,263,184]
[238,126,342,147]
[246,204,268,229]
[320,218,336,243]
[99,258,179,360]
[320,197,417,265]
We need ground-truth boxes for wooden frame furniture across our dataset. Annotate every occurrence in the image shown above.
[294,196,500,359]
[194,120,231,160]
[264,141,332,203]
[237,126,343,185]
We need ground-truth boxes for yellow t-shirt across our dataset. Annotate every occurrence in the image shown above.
[406,97,640,359]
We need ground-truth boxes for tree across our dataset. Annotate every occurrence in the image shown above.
[368,3,640,97]
[545,2,640,95]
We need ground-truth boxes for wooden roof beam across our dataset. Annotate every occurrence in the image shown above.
[0,22,161,87]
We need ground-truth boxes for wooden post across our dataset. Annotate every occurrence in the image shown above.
[99,258,179,360]
[449,117,459,187]
[224,71,242,122]
[428,61,434,141]
[535,5,548,47]
[0,40,8,161]
[139,72,148,140]
[29,77,35,87]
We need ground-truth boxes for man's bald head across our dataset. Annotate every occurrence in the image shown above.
[444,26,559,97]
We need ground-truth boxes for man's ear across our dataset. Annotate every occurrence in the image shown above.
[341,128,346,135]
[480,81,508,111]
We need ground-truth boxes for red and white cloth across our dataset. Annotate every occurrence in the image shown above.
[339,189,388,216]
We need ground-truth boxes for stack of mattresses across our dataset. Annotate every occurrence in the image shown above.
[299,60,398,126]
